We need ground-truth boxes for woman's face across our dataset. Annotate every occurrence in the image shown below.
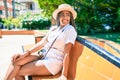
[59,11,70,27]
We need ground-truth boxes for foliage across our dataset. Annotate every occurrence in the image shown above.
[3,17,22,29]
[35,0,120,34]
[3,17,12,29]
[34,0,66,17]
[3,12,51,30]
[114,8,120,31]
[65,0,120,34]
[21,14,51,30]
[11,17,22,28]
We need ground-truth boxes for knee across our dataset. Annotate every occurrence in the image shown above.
[13,58,25,66]
[13,61,21,66]
[12,60,24,68]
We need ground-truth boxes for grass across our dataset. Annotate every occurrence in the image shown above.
[84,32,120,44]
[39,30,48,33]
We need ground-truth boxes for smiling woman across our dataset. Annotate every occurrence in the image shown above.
[4,4,77,80]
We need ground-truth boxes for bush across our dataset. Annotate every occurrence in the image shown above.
[22,15,51,30]
[2,17,22,30]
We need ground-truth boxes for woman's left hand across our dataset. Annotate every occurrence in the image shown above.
[15,51,30,62]
[57,75,67,80]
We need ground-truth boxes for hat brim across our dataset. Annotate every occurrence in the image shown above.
[52,8,77,20]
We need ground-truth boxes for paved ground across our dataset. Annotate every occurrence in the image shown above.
[0,35,35,80]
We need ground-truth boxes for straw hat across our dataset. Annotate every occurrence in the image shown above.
[52,4,77,20]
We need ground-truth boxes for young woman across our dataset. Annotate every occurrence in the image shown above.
[4,4,77,80]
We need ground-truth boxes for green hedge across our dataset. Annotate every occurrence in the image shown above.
[22,16,51,30]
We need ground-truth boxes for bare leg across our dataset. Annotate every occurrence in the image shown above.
[15,60,52,80]
[15,76,25,80]
[5,55,39,80]
[7,65,21,80]
[5,55,52,80]
[4,63,14,80]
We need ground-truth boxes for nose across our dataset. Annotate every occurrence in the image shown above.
[63,14,68,19]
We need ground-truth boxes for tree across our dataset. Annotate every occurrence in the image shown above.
[35,0,120,34]
[34,0,66,17]
[65,0,120,33]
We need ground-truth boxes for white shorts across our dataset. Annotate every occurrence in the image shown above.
[42,49,64,75]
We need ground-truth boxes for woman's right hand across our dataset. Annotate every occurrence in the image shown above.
[12,54,21,63]
[12,52,30,65]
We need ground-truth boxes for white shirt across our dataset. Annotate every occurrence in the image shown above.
[44,24,77,52]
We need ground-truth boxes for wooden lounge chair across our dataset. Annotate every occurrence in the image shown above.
[22,39,84,80]
[23,36,120,80]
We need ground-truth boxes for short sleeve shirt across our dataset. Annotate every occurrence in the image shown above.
[42,24,77,75]
[44,24,77,52]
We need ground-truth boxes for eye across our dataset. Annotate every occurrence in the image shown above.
[59,13,70,17]
[59,13,64,17]
[66,13,70,17]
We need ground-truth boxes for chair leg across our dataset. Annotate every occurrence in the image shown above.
[28,76,32,80]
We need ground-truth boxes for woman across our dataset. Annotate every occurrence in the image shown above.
[4,4,77,80]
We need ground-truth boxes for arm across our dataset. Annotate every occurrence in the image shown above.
[21,36,48,57]
[58,27,77,80]
[13,36,48,62]
[13,26,57,62]
[27,26,58,55]
[58,43,73,80]
[26,36,47,54]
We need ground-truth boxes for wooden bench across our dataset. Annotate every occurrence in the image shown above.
[0,30,2,38]
[23,36,120,80]
[22,40,84,80]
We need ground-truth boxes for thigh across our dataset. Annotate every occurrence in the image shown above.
[14,55,39,66]
[17,60,52,76]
